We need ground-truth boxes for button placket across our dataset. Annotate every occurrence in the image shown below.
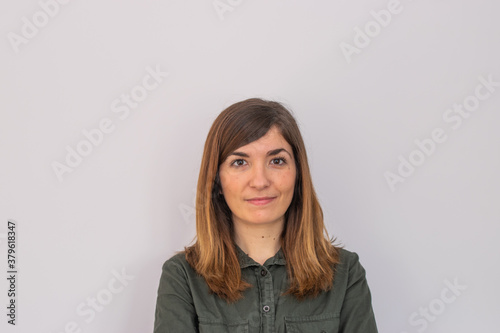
[258,265,275,332]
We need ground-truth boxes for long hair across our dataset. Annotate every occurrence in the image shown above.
[185,98,340,302]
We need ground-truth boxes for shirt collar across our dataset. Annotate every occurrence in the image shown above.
[235,244,286,268]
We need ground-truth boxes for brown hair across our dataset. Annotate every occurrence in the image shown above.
[185,98,340,302]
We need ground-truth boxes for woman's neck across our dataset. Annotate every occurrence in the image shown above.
[233,219,284,265]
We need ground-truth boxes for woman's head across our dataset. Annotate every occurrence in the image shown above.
[197,98,312,236]
[217,125,297,231]
[187,98,339,302]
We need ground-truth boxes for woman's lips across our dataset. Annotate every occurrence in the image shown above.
[246,197,276,206]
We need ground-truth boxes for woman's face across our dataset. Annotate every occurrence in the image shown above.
[219,126,297,228]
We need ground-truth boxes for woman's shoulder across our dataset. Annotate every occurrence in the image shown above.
[160,250,194,275]
[334,247,370,282]
[337,247,361,263]
[162,249,188,265]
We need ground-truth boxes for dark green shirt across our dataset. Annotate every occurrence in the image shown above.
[154,247,378,333]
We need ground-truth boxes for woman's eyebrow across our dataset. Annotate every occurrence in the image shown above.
[267,148,292,158]
[229,148,292,158]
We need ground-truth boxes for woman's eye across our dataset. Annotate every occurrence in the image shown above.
[231,159,247,167]
[271,157,287,165]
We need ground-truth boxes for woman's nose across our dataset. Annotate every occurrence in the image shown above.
[249,164,270,189]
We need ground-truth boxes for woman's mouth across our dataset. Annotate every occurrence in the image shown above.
[246,197,276,206]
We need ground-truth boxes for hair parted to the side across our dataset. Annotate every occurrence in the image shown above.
[184,98,340,302]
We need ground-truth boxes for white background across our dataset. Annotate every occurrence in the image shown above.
[1,0,499,332]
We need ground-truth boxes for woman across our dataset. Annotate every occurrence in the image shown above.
[154,98,378,332]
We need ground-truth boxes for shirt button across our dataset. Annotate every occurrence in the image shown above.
[263,305,270,313]
[261,269,267,276]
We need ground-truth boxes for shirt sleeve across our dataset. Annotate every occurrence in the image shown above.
[339,251,378,333]
[153,256,198,333]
